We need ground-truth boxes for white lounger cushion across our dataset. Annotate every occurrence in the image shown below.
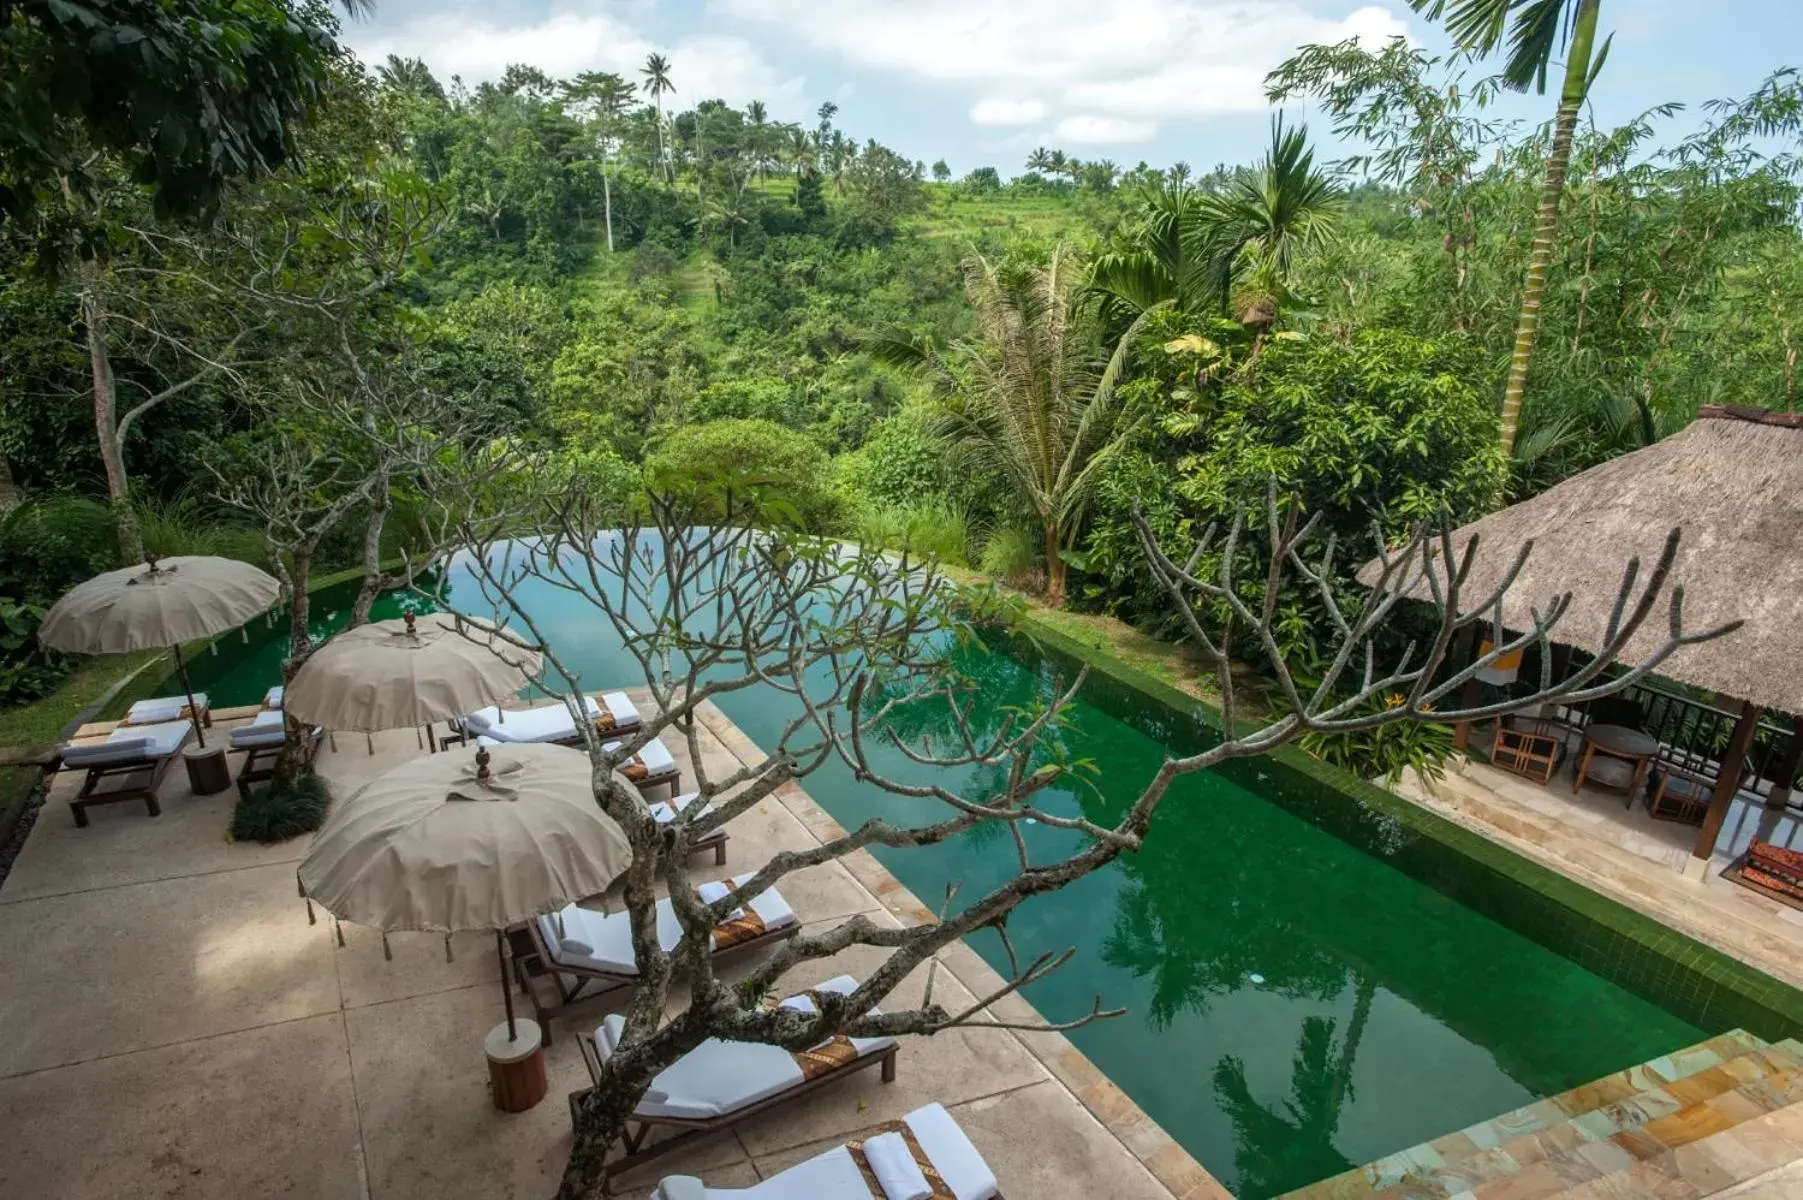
[649,1103,998,1200]
[464,696,602,743]
[62,719,192,766]
[651,792,726,845]
[601,691,640,725]
[603,735,677,777]
[539,873,797,976]
[596,975,895,1121]
[125,694,208,724]
[230,709,288,749]
[264,686,284,709]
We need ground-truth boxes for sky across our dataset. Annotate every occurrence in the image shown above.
[339,0,1803,176]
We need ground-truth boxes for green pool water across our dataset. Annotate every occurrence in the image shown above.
[174,563,1707,1198]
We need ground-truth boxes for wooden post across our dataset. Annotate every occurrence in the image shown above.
[1451,627,1480,752]
[1693,700,1765,863]
[1765,714,1803,811]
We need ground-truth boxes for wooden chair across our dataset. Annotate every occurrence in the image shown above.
[1491,715,1577,784]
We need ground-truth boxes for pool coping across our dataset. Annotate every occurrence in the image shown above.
[1011,612,1803,1044]
[693,699,1234,1200]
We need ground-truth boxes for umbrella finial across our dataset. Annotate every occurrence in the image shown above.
[404,610,418,635]
[475,744,491,783]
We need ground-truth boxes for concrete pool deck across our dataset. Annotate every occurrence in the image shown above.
[0,694,1226,1200]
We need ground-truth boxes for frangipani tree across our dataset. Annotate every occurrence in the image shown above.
[422,466,1733,1199]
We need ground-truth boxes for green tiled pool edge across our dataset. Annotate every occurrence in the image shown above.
[1012,612,1803,1045]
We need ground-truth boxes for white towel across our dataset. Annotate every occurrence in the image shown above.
[865,1131,931,1200]
[695,879,745,922]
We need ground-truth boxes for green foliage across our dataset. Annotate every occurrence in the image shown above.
[834,409,942,509]
[1,0,338,237]
[0,595,66,704]
[135,499,268,565]
[643,419,841,530]
[854,500,971,565]
[978,525,1041,589]
[1179,330,1504,528]
[1298,702,1457,785]
[0,496,119,601]
[232,770,332,844]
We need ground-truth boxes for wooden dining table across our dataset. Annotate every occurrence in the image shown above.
[1572,723,1662,806]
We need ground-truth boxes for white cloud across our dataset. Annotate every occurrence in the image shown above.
[971,97,1049,126]
[1055,114,1157,144]
[345,10,806,115]
[712,0,1411,145]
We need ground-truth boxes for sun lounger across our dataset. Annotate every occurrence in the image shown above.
[57,719,194,827]
[515,875,799,1041]
[606,733,681,798]
[648,1102,1002,1199]
[120,693,211,729]
[655,791,730,866]
[229,710,323,798]
[445,691,643,750]
[574,973,898,1180]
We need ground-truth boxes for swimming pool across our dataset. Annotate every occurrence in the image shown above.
[172,552,1756,1197]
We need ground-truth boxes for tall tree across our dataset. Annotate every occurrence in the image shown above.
[1410,0,1610,458]
[563,71,636,251]
[640,53,675,183]
[879,246,1162,607]
[1193,119,1343,329]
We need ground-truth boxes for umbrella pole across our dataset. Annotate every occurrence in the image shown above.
[171,642,206,749]
[496,930,517,1041]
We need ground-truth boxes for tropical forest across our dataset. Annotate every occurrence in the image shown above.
[2,1,1801,788]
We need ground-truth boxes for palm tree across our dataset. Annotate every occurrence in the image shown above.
[1410,0,1608,458]
[641,53,675,183]
[1087,122,1340,329]
[876,246,1163,607]
[1026,146,1053,174]
[1088,179,1211,319]
[1046,149,1070,184]
[746,99,769,181]
[1193,118,1343,329]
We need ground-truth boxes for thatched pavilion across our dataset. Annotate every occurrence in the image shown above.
[1362,406,1803,868]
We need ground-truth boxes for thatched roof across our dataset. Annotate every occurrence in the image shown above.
[1358,407,1803,716]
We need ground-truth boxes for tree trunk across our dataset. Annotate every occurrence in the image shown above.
[1496,0,1602,461]
[82,277,144,564]
[0,451,19,513]
[271,546,315,795]
[351,476,390,629]
[1044,522,1066,608]
[557,1076,645,1200]
[602,159,615,253]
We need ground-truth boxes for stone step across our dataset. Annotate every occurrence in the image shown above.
[1284,1030,1770,1199]
[1523,1096,1803,1199]
[1449,1066,1803,1200]
[1368,1049,1803,1199]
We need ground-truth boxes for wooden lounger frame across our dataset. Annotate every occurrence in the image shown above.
[61,733,193,828]
[438,713,644,752]
[233,726,325,799]
[568,1025,899,1183]
[510,915,798,1045]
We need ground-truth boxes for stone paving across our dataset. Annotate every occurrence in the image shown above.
[0,694,1227,1200]
[1396,754,1803,993]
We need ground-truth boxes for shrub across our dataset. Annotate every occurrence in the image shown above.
[137,499,268,565]
[1297,697,1456,785]
[231,771,331,843]
[979,524,1041,590]
[643,419,841,531]
[854,500,970,565]
[0,496,119,601]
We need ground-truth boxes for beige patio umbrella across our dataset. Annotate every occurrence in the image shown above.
[38,555,281,748]
[299,742,630,1039]
[285,610,543,741]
